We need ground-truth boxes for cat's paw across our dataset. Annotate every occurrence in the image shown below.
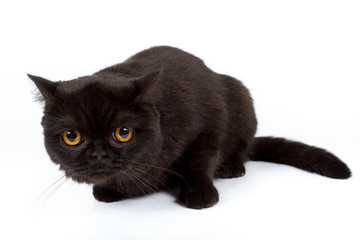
[179,184,219,209]
[216,164,246,179]
[93,185,124,203]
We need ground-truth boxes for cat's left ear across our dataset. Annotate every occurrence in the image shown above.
[132,69,163,100]
[27,74,58,104]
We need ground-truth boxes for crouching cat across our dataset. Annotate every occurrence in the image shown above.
[29,46,351,209]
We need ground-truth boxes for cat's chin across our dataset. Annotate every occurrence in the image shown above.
[72,174,113,184]
[69,171,116,185]
[62,163,121,184]
[91,173,112,184]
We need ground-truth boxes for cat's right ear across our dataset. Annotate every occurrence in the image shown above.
[27,74,58,104]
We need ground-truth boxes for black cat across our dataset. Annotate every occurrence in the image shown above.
[29,46,351,209]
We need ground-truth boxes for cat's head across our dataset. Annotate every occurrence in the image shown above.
[29,72,162,184]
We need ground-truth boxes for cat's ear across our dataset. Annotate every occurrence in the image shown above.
[27,74,58,104]
[132,69,163,101]
[134,70,162,91]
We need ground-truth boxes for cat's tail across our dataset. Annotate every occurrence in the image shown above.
[248,137,351,179]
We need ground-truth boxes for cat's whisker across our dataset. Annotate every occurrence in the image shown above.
[131,166,169,192]
[61,178,75,201]
[130,169,160,194]
[131,172,154,195]
[130,161,190,189]
[119,171,147,197]
[34,168,81,209]
[33,173,66,209]
[116,173,131,197]
[33,174,71,210]
[41,177,70,207]
[128,172,152,194]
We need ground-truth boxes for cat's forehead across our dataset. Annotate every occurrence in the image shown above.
[51,92,136,131]
[49,76,140,130]
[56,74,130,94]
[59,106,136,131]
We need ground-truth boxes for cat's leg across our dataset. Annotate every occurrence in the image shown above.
[176,132,220,209]
[215,150,247,179]
[214,139,251,179]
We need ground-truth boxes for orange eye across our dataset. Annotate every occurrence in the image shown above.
[114,127,134,142]
[62,130,82,146]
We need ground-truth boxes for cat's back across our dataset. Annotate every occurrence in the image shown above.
[127,46,206,68]
[100,46,251,114]
[99,46,211,78]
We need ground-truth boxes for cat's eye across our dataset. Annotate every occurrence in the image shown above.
[62,130,82,146]
[113,127,134,142]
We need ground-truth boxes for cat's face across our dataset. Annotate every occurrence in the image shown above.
[29,73,162,184]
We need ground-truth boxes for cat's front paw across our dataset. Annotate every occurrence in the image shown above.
[93,185,124,203]
[216,164,246,179]
[179,184,219,209]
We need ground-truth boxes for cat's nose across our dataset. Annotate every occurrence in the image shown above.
[92,151,108,162]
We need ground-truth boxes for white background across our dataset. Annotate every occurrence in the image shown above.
[0,0,359,239]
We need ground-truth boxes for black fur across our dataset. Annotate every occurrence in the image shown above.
[29,46,351,209]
